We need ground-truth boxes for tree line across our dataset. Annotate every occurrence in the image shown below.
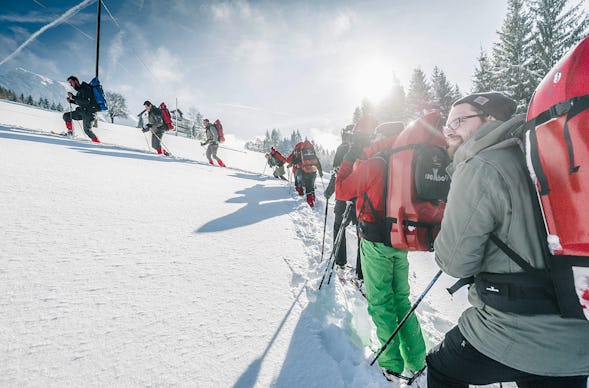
[351,0,588,125]
[0,84,65,112]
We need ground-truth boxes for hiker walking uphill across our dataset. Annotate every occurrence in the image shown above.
[141,101,169,156]
[62,75,100,143]
[201,118,226,167]
[271,139,323,208]
[336,122,427,382]
[324,124,358,273]
[427,92,589,387]
[265,152,286,180]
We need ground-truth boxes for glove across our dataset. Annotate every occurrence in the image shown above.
[142,127,149,133]
[146,124,153,129]
[200,142,206,146]
[324,175,336,199]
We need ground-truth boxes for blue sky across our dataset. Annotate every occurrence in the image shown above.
[0,0,565,146]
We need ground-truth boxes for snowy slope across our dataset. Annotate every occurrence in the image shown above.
[0,67,68,107]
[0,100,528,387]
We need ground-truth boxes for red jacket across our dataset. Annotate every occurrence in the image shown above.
[335,136,397,224]
[272,140,321,174]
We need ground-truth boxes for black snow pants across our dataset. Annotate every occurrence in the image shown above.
[63,107,97,140]
[426,326,588,388]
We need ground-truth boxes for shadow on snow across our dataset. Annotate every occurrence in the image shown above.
[195,183,295,233]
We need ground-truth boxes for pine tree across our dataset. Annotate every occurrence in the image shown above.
[472,47,497,92]
[406,68,433,119]
[492,0,536,112]
[352,107,362,124]
[530,0,589,80]
[431,66,456,120]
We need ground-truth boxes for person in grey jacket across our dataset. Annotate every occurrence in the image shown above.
[201,118,225,167]
[142,101,169,156]
[427,92,589,387]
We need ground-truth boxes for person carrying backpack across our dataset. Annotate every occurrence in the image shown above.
[271,139,322,207]
[62,75,100,142]
[324,124,359,274]
[336,122,426,382]
[201,118,226,167]
[141,101,169,156]
[427,92,589,387]
[265,152,286,180]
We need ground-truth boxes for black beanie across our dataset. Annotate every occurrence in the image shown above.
[143,100,152,106]
[453,92,517,121]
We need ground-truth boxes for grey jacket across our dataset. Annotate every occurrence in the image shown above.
[434,114,589,376]
[204,123,219,145]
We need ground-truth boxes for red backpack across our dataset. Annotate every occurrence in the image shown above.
[385,111,450,251]
[159,102,174,130]
[214,119,225,143]
[299,140,319,173]
[522,35,589,320]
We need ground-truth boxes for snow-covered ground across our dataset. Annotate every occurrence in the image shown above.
[0,100,531,387]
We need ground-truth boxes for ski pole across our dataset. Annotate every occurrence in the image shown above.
[219,144,246,153]
[320,198,329,262]
[370,269,443,366]
[150,128,173,155]
[262,161,267,176]
[319,202,353,289]
[143,131,152,152]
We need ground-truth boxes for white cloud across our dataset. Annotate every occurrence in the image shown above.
[329,9,355,37]
[149,47,184,82]
[108,31,125,69]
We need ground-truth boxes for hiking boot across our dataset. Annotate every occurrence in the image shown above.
[65,130,73,137]
[217,159,226,167]
[92,137,100,143]
[295,186,304,196]
[163,150,170,156]
[209,160,214,165]
[306,193,315,207]
[335,264,346,277]
[382,369,403,384]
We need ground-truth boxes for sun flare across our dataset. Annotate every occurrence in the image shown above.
[348,58,395,102]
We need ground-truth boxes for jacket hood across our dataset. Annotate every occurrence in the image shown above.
[450,113,526,174]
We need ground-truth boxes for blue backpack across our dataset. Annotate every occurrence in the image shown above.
[89,77,108,111]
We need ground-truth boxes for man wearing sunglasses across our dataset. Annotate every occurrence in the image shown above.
[427,92,589,387]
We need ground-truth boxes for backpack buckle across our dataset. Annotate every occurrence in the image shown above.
[550,100,573,117]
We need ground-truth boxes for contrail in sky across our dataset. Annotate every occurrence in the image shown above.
[0,0,95,67]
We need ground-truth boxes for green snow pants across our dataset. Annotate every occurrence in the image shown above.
[360,239,426,373]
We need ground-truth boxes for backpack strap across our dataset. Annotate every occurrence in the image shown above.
[526,94,589,194]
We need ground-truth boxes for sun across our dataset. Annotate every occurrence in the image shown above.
[348,58,395,103]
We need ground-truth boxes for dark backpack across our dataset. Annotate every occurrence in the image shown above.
[159,102,174,130]
[89,77,108,111]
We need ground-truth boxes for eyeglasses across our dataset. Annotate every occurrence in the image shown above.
[443,114,485,135]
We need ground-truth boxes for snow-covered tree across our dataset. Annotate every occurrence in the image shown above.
[530,0,589,79]
[472,47,497,92]
[492,0,536,111]
[431,66,457,120]
[406,68,433,119]
[105,91,128,123]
